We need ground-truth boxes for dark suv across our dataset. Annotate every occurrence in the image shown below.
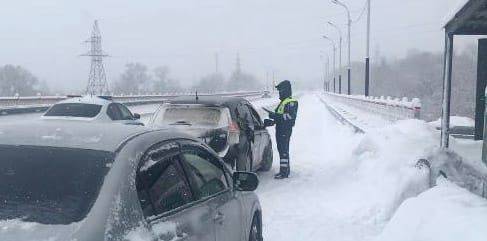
[0,120,262,241]
[149,96,273,172]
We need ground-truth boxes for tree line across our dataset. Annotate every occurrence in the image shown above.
[0,65,50,96]
[0,62,263,97]
[346,46,477,121]
[112,62,263,95]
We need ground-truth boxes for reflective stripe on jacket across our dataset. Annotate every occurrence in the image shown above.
[276,97,298,114]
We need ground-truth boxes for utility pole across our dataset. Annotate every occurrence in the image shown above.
[323,35,337,93]
[365,0,371,96]
[332,0,352,95]
[320,54,327,92]
[328,22,342,94]
[326,55,330,91]
[82,20,109,96]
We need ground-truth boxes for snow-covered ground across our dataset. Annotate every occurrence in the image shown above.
[1,93,486,241]
[258,94,487,241]
[376,177,487,241]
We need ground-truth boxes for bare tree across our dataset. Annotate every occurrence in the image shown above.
[0,65,47,96]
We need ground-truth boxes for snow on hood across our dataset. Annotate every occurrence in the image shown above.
[0,219,81,241]
[375,178,487,241]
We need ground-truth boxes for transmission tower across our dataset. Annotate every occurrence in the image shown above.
[82,20,109,95]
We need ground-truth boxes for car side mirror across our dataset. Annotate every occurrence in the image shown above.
[233,172,259,192]
[263,119,275,128]
[133,113,141,120]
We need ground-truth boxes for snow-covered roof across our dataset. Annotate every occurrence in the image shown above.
[57,95,112,105]
[0,119,147,151]
[443,0,470,27]
[443,0,487,35]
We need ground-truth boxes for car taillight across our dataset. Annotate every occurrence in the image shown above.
[228,121,240,144]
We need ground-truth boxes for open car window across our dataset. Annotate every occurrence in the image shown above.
[136,142,194,218]
[180,146,228,200]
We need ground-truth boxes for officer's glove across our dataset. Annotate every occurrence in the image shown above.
[268,111,278,120]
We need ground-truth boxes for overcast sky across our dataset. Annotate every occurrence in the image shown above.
[0,0,466,92]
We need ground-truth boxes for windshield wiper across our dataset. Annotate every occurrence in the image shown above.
[169,120,192,126]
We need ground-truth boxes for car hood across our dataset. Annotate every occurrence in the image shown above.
[0,219,82,241]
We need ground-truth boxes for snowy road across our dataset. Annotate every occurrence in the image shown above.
[257,94,381,241]
[257,94,435,241]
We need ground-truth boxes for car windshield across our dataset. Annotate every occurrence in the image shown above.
[155,106,223,127]
[0,145,114,225]
[44,103,102,118]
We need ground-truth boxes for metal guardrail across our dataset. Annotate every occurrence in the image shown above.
[323,92,422,121]
[0,91,264,115]
[319,97,365,133]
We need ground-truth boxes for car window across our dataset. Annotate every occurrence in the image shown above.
[137,149,193,217]
[154,105,223,127]
[44,103,102,118]
[0,145,114,225]
[117,103,134,120]
[107,103,122,120]
[236,103,254,130]
[181,147,228,199]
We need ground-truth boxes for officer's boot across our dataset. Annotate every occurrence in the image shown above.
[274,158,289,179]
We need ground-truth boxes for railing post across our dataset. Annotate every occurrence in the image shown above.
[412,98,421,119]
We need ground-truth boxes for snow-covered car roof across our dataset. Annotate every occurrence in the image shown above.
[0,119,148,152]
[57,95,113,105]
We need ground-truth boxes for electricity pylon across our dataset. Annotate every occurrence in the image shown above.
[82,20,109,95]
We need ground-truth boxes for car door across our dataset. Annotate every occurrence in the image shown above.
[135,141,216,241]
[179,141,244,241]
[245,103,266,168]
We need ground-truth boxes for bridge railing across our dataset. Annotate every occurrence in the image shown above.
[0,91,264,114]
[0,91,264,107]
[323,92,421,121]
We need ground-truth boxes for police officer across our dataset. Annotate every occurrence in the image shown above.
[267,80,298,179]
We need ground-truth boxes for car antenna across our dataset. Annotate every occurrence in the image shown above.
[195,91,199,101]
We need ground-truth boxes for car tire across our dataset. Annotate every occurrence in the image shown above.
[249,213,263,241]
[259,143,273,172]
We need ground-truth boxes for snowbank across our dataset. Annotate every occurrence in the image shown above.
[429,116,475,128]
[376,178,487,241]
[347,120,438,223]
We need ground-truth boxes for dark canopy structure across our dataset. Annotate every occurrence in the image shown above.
[441,0,487,162]
[445,0,487,35]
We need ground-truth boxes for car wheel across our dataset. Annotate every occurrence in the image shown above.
[249,213,262,241]
[259,143,273,172]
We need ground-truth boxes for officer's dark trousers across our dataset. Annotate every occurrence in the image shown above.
[276,128,292,176]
